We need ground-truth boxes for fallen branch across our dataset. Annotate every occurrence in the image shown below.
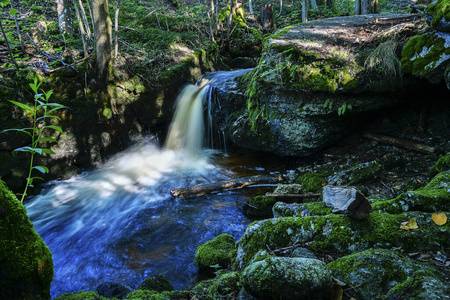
[362,132,436,155]
[265,192,321,200]
[170,175,284,198]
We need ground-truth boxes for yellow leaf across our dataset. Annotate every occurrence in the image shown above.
[400,218,418,230]
[375,18,380,23]
[393,186,400,189]
[432,212,447,226]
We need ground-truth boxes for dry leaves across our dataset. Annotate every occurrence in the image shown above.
[400,218,418,230]
[431,212,447,226]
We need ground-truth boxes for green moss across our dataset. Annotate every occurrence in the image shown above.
[401,33,450,77]
[296,172,327,193]
[328,160,383,186]
[430,153,450,177]
[373,171,450,213]
[208,272,241,298]
[0,180,54,299]
[54,291,112,300]
[426,0,450,28]
[295,201,333,216]
[237,211,450,268]
[243,195,277,218]
[194,233,236,270]
[126,290,192,300]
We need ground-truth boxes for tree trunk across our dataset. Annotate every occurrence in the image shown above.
[361,0,368,14]
[114,0,120,59]
[249,0,253,14]
[0,17,18,69]
[92,0,112,84]
[56,0,74,37]
[355,0,361,15]
[11,0,24,54]
[78,0,92,38]
[310,0,318,10]
[72,0,88,57]
[302,0,308,22]
[261,4,274,30]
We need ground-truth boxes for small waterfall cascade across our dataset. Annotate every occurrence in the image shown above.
[164,79,210,153]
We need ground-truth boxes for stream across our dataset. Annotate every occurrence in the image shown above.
[25,70,282,298]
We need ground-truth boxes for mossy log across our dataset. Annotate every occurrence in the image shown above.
[363,132,436,154]
[170,175,284,198]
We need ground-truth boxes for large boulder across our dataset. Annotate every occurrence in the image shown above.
[210,15,427,156]
[425,0,450,32]
[242,257,332,300]
[194,233,236,270]
[0,180,54,300]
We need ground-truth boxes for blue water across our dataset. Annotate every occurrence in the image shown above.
[26,139,252,298]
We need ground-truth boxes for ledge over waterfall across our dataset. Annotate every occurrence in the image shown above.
[210,14,433,156]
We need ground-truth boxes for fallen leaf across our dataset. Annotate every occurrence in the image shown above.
[359,30,366,35]
[375,18,380,23]
[400,218,418,230]
[432,212,447,226]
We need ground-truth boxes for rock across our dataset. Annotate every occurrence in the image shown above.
[327,160,383,186]
[273,183,302,194]
[425,0,450,32]
[429,153,450,177]
[54,291,109,300]
[273,201,333,218]
[401,32,450,84]
[242,257,332,300]
[236,211,450,269]
[138,275,173,292]
[296,173,327,193]
[328,248,450,299]
[209,272,241,298]
[231,57,257,69]
[210,15,426,156]
[96,281,133,299]
[194,233,236,270]
[445,64,450,89]
[323,185,373,219]
[291,247,317,259]
[373,171,450,213]
[272,202,301,217]
[0,180,54,300]
[243,195,277,217]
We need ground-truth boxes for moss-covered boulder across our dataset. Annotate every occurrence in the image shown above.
[54,291,111,300]
[273,201,333,218]
[373,171,450,213]
[236,211,450,269]
[208,272,241,299]
[296,173,327,193]
[0,180,53,300]
[242,257,332,300]
[126,290,192,299]
[401,32,450,84]
[243,195,277,218]
[210,15,425,156]
[194,233,236,270]
[425,0,450,32]
[138,275,173,292]
[327,160,383,186]
[430,153,450,176]
[328,248,449,299]
[96,282,133,299]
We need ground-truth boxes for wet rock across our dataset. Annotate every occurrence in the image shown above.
[327,160,383,186]
[242,257,332,300]
[296,173,327,193]
[138,275,173,292]
[54,291,108,299]
[291,247,317,259]
[328,248,449,299]
[273,201,333,218]
[96,281,133,299]
[0,180,53,300]
[194,233,236,270]
[273,183,302,194]
[209,272,241,298]
[272,202,300,217]
[323,185,373,219]
[429,153,450,177]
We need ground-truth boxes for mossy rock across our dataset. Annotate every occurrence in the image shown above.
[273,201,333,218]
[138,275,173,292]
[236,211,450,269]
[208,272,241,298]
[372,171,450,213]
[327,160,383,187]
[296,172,327,193]
[194,233,236,270]
[0,180,54,300]
[54,291,111,300]
[243,195,277,218]
[328,248,449,299]
[126,290,192,300]
[425,0,450,32]
[401,32,450,84]
[429,153,450,177]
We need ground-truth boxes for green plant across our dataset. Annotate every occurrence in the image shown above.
[364,40,400,80]
[2,76,67,202]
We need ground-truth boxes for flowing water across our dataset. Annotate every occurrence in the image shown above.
[25,73,269,298]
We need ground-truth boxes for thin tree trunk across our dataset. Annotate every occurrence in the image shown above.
[92,0,112,84]
[249,0,253,14]
[279,0,282,15]
[78,0,92,38]
[226,0,234,46]
[310,0,318,10]
[56,0,74,37]
[86,0,95,32]
[0,17,18,69]
[10,0,24,54]
[72,0,88,57]
[114,0,120,59]
[302,0,308,22]
[355,0,361,15]
[361,0,368,14]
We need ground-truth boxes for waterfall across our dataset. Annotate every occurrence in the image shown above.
[164,79,210,153]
